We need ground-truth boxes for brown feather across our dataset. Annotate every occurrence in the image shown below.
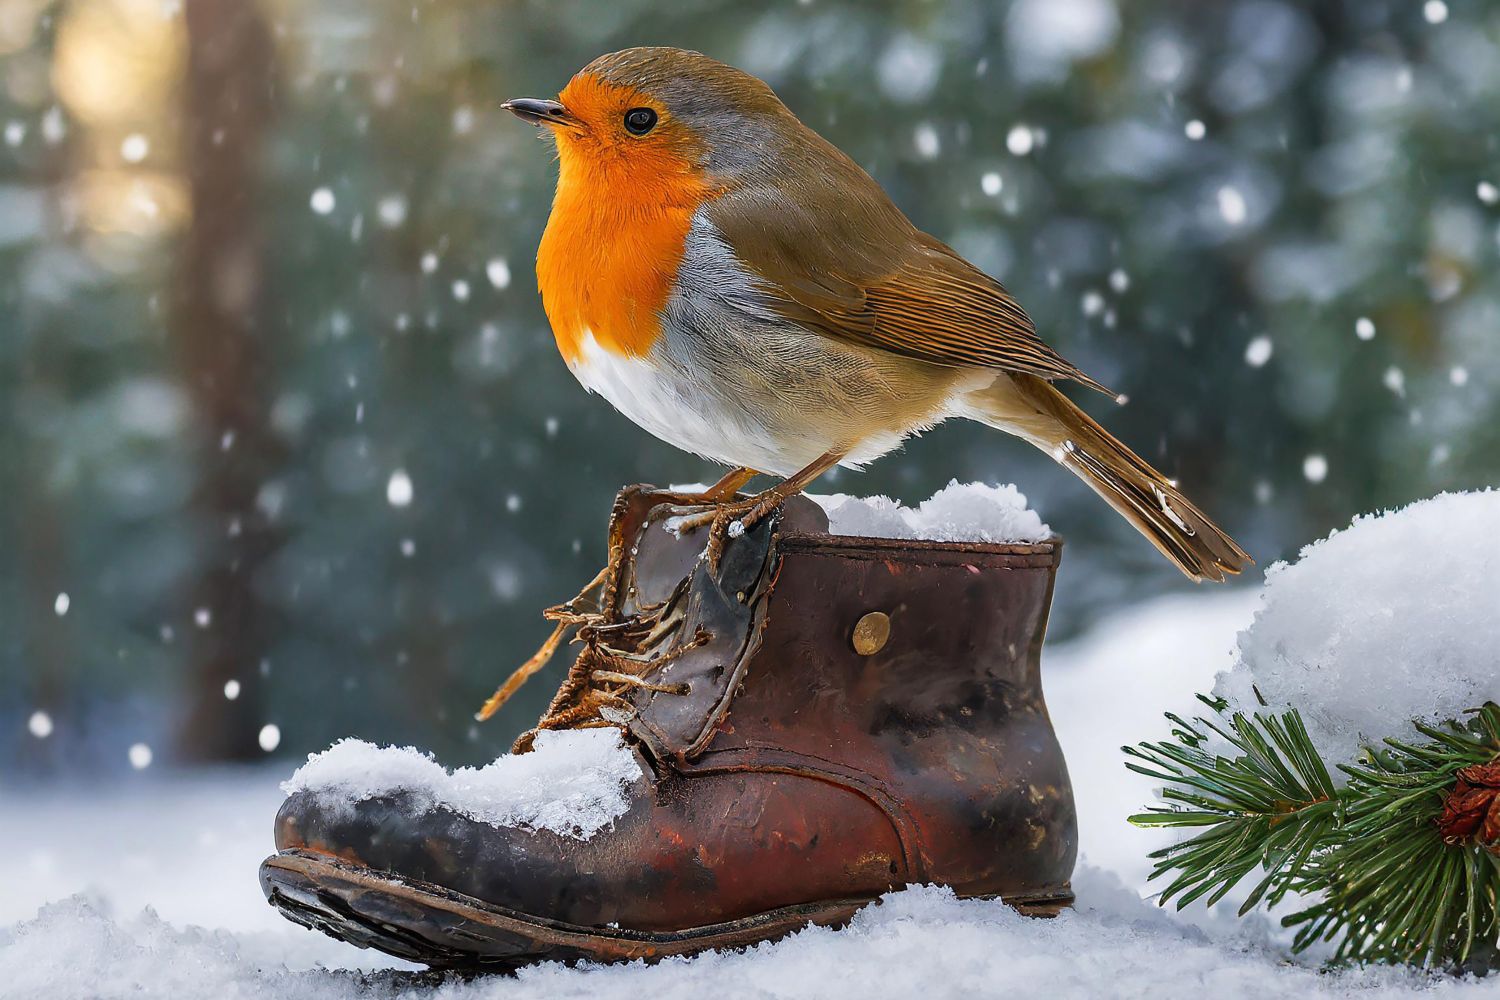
[965,373,1252,582]
[704,130,1112,396]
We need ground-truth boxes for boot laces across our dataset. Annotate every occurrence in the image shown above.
[477,568,709,753]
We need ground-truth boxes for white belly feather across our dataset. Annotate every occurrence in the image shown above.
[566,328,975,478]
[567,329,800,475]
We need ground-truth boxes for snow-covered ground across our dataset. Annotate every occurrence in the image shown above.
[1,583,1493,998]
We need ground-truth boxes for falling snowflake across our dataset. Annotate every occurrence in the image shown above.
[387,469,414,507]
[1244,336,1273,367]
[28,711,53,739]
[913,123,940,159]
[377,195,408,227]
[1217,185,1247,225]
[121,134,149,163]
[1302,454,1329,484]
[486,258,511,289]
[1383,366,1406,397]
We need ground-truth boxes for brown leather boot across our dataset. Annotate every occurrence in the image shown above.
[260,488,1077,968]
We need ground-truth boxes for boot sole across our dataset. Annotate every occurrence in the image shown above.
[260,849,1073,969]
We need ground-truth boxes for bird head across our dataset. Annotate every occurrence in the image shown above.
[503,47,796,198]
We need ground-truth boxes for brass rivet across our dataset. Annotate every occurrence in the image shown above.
[852,611,891,656]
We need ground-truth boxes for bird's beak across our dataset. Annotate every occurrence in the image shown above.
[501,98,579,129]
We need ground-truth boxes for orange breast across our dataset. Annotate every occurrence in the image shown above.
[536,117,717,363]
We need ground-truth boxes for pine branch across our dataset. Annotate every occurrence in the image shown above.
[1127,700,1500,969]
[1125,698,1339,914]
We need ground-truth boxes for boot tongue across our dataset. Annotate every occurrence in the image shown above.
[603,496,823,760]
[625,495,826,613]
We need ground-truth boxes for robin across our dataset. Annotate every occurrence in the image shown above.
[503,46,1249,582]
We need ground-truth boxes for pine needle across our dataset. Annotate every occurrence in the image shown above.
[1126,698,1500,970]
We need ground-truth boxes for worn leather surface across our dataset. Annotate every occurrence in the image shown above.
[276,487,1076,931]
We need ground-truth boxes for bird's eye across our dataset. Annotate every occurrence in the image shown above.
[623,107,658,136]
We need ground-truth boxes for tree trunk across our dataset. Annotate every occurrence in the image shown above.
[173,0,279,762]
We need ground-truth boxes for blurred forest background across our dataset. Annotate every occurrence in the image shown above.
[3,0,1498,774]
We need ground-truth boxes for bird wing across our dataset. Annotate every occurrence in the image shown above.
[703,153,1112,396]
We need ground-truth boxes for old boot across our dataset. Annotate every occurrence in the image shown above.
[260,488,1077,968]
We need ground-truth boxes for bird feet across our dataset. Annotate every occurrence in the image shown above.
[665,489,788,569]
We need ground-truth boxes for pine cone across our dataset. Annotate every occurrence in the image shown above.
[1436,757,1500,851]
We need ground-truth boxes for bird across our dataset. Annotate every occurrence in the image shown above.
[502,46,1250,582]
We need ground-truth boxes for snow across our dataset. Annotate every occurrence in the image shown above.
[6,871,1483,1000]
[385,468,413,507]
[811,480,1051,544]
[1045,590,1260,887]
[912,123,941,159]
[1005,124,1035,155]
[1302,453,1328,483]
[26,710,52,739]
[376,194,407,227]
[120,133,149,163]
[3,581,1493,997]
[1216,491,1500,763]
[282,728,642,840]
[1244,335,1273,367]
[486,257,511,289]
[1217,184,1248,225]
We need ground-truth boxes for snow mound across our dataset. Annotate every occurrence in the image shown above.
[1215,491,1500,762]
[810,480,1051,544]
[281,728,641,839]
[2,873,1469,1000]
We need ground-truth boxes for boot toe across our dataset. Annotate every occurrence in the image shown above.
[273,786,633,927]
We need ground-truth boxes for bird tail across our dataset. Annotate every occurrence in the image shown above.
[966,374,1252,583]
